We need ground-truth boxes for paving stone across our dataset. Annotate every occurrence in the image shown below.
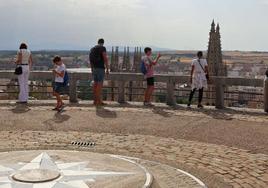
[0,104,267,188]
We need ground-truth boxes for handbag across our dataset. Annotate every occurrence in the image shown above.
[14,65,23,75]
[198,59,209,81]
[14,49,23,75]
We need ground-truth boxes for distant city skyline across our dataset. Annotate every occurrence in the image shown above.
[0,0,268,51]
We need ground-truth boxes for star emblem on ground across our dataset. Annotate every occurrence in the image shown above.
[0,152,135,188]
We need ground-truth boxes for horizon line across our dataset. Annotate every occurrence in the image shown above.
[0,49,268,53]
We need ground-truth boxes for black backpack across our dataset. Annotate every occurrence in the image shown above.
[89,46,101,66]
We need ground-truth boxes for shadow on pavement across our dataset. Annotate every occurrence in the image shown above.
[11,104,31,114]
[175,104,267,120]
[152,107,172,118]
[43,112,71,130]
[96,106,117,119]
[53,112,71,123]
[199,109,234,120]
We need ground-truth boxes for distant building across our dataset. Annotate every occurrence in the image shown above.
[206,20,227,105]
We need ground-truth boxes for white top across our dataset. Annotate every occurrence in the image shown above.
[18,49,31,64]
[55,64,66,83]
[191,59,208,77]
[142,56,154,78]
[191,58,208,90]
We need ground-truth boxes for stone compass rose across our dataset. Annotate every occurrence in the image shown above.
[0,152,137,188]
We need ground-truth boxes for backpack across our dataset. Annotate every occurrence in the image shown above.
[89,47,100,66]
[63,71,69,87]
[140,60,148,75]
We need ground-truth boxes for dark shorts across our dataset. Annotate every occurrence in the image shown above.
[93,68,105,83]
[53,82,64,93]
[147,77,155,86]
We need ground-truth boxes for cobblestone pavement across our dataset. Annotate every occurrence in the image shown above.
[0,102,268,154]
[0,103,267,188]
[0,131,267,188]
[0,150,205,188]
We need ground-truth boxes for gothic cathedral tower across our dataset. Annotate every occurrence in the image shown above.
[206,20,227,105]
[207,20,226,77]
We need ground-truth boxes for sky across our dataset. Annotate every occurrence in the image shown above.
[0,0,268,51]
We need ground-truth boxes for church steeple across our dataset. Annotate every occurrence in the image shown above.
[216,23,220,33]
[210,20,216,32]
[207,20,226,77]
[206,20,227,105]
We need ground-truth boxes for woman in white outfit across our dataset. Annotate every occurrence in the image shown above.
[188,51,209,108]
[15,43,33,103]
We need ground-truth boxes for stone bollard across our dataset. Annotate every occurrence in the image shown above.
[118,81,126,104]
[166,81,175,106]
[69,73,78,103]
[264,76,268,113]
[215,77,225,109]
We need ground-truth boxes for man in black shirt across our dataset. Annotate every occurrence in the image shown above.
[89,39,109,106]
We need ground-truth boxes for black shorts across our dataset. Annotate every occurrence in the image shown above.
[53,82,64,93]
[147,77,155,86]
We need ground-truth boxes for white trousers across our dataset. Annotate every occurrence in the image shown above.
[18,65,30,102]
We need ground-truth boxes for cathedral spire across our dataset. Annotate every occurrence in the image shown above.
[206,21,226,105]
[211,20,216,32]
[207,21,225,77]
[216,23,220,33]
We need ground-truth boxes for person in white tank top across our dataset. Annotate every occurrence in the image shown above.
[15,43,33,103]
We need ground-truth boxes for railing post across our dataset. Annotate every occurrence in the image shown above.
[264,77,268,113]
[215,77,224,109]
[166,80,175,106]
[69,73,78,103]
[118,81,125,104]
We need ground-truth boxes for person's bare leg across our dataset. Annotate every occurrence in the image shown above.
[147,86,154,103]
[144,87,149,103]
[93,82,98,104]
[58,95,63,108]
[53,92,59,108]
[96,82,106,105]
[99,82,104,104]
[95,83,100,105]
[95,82,103,105]
[54,92,61,109]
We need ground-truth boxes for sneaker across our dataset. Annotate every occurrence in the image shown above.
[16,101,28,104]
[197,104,204,109]
[187,103,191,108]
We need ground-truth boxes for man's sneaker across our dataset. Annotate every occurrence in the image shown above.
[16,101,28,104]
[197,104,204,109]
